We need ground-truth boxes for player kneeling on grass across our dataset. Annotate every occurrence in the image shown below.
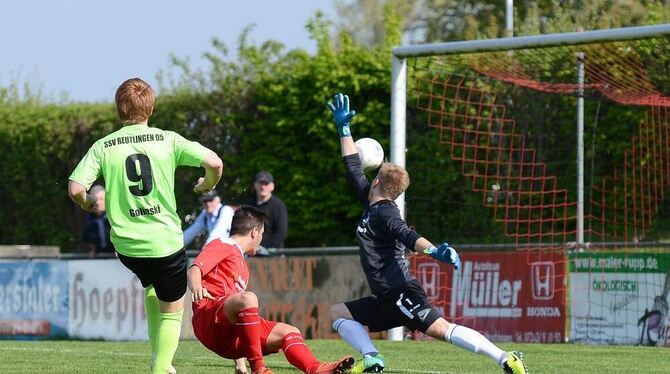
[326,93,528,374]
[188,206,354,374]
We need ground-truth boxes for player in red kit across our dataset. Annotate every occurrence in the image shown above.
[188,205,354,374]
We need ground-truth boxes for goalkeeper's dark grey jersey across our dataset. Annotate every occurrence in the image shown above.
[343,154,421,295]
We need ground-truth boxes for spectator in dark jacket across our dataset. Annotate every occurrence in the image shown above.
[249,171,288,251]
[82,185,115,257]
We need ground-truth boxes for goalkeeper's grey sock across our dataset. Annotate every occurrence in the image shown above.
[333,318,378,356]
[445,323,507,366]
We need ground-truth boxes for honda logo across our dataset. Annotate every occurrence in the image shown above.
[418,262,441,301]
[531,262,555,300]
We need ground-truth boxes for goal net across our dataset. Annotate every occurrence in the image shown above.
[398,26,670,345]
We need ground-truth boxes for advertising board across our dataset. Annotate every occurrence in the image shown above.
[570,252,670,346]
[412,251,566,342]
[0,261,68,339]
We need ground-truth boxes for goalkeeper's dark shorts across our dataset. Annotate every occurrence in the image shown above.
[345,279,441,333]
[118,249,187,302]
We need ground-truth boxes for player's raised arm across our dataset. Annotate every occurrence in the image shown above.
[194,151,223,194]
[327,93,357,156]
[328,93,371,205]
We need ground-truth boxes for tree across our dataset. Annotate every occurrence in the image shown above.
[334,0,670,47]
[334,0,416,47]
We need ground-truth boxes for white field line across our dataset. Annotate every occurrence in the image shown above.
[0,346,214,360]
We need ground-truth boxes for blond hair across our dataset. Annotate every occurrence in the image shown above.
[115,78,155,124]
[376,163,410,200]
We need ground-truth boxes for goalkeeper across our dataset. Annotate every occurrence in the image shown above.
[188,206,354,374]
[326,93,528,374]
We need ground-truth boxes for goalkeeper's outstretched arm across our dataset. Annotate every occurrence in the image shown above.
[327,93,358,156]
[329,93,373,204]
[340,132,357,156]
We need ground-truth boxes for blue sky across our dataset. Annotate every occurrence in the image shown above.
[0,0,335,102]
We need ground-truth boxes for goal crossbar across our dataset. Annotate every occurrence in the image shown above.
[392,23,670,58]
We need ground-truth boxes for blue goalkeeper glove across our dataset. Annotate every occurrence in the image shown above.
[326,93,356,137]
[424,243,461,270]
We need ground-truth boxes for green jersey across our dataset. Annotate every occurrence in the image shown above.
[69,124,211,258]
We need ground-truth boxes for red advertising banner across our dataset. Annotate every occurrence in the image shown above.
[410,251,566,343]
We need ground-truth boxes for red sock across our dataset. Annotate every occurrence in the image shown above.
[236,307,264,371]
[281,332,320,373]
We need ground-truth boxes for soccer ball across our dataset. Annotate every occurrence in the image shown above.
[355,137,384,171]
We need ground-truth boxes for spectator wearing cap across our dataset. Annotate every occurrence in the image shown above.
[183,189,235,248]
[82,185,115,257]
[249,171,288,249]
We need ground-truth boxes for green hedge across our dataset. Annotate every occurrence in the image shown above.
[0,103,117,248]
[2,10,669,250]
[0,24,398,250]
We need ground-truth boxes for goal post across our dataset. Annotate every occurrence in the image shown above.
[389,24,670,343]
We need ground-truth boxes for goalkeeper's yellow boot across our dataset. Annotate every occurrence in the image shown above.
[502,351,528,374]
[351,353,385,373]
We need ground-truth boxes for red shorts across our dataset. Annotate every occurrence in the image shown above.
[192,297,279,359]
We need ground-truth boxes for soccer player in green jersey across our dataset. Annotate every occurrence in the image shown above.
[68,78,223,374]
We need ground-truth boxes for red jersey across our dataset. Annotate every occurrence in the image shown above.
[192,237,249,306]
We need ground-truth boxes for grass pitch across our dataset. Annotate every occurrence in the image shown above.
[1,339,666,373]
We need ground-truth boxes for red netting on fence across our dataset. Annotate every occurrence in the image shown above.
[416,76,576,252]
[409,38,670,345]
[469,43,670,107]
[415,39,670,250]
[591,106,670,243]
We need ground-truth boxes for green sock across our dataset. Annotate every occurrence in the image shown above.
[144,286,160,365]
[152,310,183,374]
